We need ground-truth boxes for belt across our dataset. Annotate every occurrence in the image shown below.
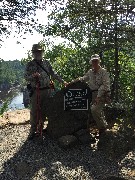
[33,86,50,90]
[91,90,111,93]
[39,87,50,90]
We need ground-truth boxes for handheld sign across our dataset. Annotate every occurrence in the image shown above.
[64,88,89,110]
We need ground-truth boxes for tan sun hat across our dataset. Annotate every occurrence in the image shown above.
[90,54,100,61]
[32,44,44,52]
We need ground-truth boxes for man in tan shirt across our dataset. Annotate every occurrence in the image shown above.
[71,54,111,135]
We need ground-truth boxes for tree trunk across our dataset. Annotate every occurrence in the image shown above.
[113,0,119,102]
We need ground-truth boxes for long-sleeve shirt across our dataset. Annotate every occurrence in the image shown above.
[24,59,64,88]
[79,67,111,97]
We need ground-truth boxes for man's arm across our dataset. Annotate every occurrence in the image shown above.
[71,70,90,83]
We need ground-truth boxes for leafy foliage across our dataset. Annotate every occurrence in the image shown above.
[1,0,134,114]
[0,98,10,116]
[40,0,135,105]
[0,0,60,42]
[22,37,135,108]
[0,59,25,87]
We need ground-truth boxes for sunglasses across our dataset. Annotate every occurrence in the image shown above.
[92,59,99,63]
[32,50,43,53]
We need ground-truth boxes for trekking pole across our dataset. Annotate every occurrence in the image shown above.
[36,77,43,143]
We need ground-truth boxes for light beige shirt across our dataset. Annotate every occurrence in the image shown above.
[80,67,111,97]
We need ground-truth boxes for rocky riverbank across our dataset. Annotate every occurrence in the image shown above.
[0,109,30,127]
[0,109,135,179]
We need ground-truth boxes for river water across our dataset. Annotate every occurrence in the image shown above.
[0,87,25,111]
[8,92,25,110]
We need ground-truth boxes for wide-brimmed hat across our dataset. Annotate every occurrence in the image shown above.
[90,54,100,61]
[32,44,44,52]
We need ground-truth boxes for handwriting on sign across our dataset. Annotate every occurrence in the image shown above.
[64,89,89,110]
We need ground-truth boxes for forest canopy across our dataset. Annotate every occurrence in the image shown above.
[38,0,135,106]
[0,0,135,108]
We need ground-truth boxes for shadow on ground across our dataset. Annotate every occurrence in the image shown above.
[1,126,135,180]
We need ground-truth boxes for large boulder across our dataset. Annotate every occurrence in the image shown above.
[46,81,93,138]
[74,129,96,144]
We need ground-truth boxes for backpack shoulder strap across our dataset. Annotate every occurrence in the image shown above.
[35,60,50,79]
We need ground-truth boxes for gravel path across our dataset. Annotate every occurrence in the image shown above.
[0,124,135,180]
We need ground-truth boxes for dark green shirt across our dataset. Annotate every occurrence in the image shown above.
[24,59,64,88]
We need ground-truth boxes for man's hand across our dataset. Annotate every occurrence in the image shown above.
[63,81,68,87]
[63,77,81,87]
[69,78,80,84]
[32,72,40,78]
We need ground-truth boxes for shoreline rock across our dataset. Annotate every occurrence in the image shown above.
[0,109,30,127]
